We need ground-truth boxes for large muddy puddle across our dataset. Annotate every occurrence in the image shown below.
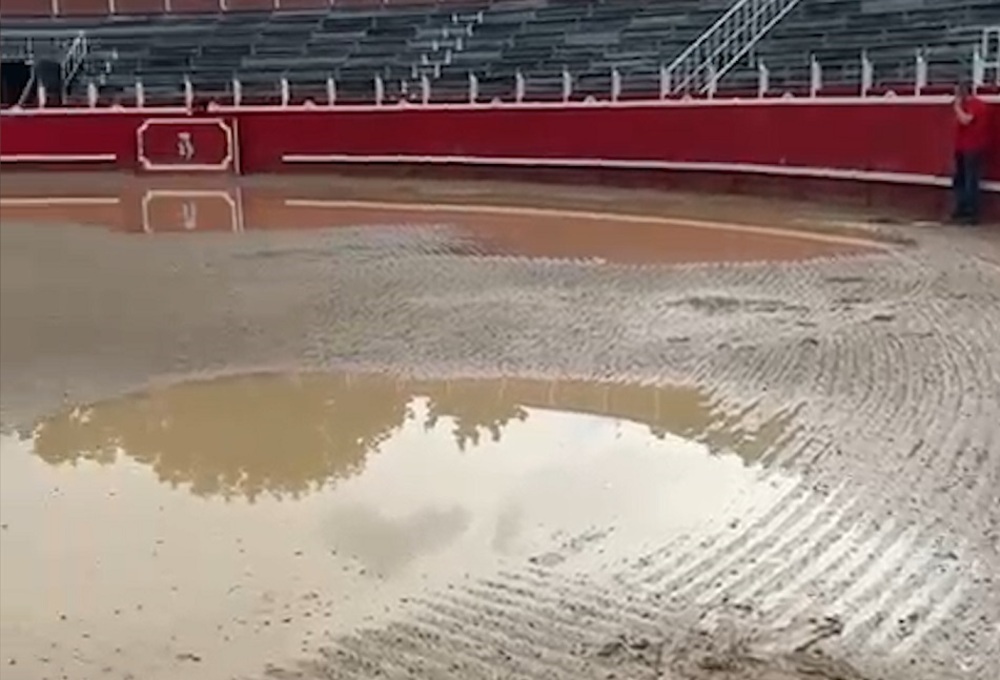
[0,373,798,680]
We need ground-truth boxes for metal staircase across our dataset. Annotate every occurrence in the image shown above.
[0,29,88,99]
[664,0,802,95]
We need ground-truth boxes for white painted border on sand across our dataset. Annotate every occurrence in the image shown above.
[280,154,1000,194]
[284,198,891,250]
[0,196,120,206]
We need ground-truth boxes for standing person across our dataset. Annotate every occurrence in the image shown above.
[951,82,989,225]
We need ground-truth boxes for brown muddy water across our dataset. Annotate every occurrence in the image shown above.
[0,372,795,680]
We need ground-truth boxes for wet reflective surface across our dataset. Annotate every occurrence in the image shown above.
[0,173,882,263]
[0,372,796,680]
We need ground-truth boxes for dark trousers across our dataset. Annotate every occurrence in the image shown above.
[952,151,983,224]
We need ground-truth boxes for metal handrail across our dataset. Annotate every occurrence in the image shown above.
[15,66,38,108]
[664,0,802,95]
[61,31,89,95]
[666,0,753,74]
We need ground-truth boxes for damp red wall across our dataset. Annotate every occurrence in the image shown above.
[1,99,998,218]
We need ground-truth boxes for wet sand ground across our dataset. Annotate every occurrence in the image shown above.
[1,174,998,680]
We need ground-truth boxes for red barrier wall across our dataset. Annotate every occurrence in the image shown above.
[233,100,1000,179]
[1,99,998,218]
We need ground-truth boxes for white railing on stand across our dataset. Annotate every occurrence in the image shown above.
[18,46,999,114]
[982,26,1000,85]
[663,0,802,95]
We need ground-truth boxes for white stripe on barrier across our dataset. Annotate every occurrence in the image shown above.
[0,153,117,163]
[0,107,190,117]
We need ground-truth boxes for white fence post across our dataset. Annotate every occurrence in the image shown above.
[562,68,572,103]
[280,77,290,106]
[87,81,98,107]
[183,76,193,109]
[809,55,822,97]
[420,73,430,104]
[611,67,621,102]
[469,72,479,103]
[861,50,873,97]
[972,47,985,90]
[706,62,717,98]
[659,64,670,99]
[515,70,525,103]
[757,60,769,98]
[326,76,336,106]
[38,83,47,108]
[375,74,385,105]
[233,77,242,107]
[135,79,145,107]
[915,50,927,96]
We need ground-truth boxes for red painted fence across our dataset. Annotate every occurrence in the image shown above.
[1,99,998,216]
[1,99,997,177]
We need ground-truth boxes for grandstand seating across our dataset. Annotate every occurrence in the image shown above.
[1,0,997,106]
[726,0,1000,93]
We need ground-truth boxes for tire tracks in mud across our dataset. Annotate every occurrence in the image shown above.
[255,233,1000,680]
[2,221,997,679]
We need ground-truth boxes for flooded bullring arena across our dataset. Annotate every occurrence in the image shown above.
[1,173,999,680]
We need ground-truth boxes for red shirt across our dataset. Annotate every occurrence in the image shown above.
[954,96,990,152]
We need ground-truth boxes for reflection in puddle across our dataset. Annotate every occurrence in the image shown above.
[28,373,794,501]
[0,187,880,263]
[0,373,798,680]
